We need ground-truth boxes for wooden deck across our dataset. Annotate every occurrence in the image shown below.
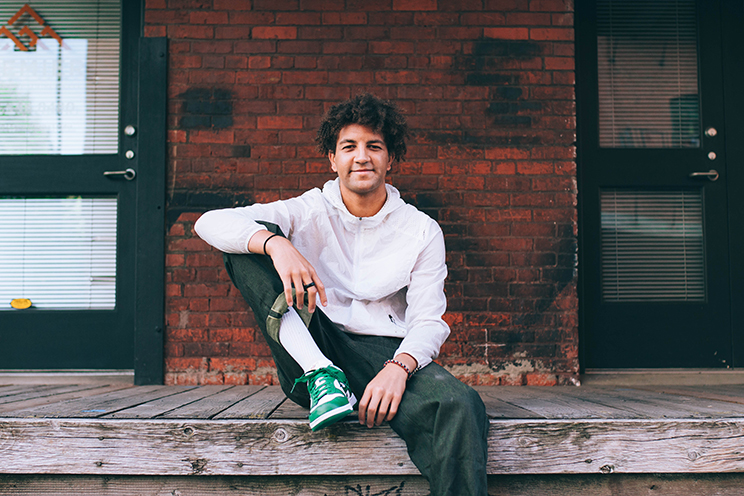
[3,383,744,494]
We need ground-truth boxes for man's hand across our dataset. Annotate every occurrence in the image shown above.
[358,353,417,428]
[248,230,327,312]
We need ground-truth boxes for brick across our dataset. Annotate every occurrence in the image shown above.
[256,116,303,129]
[168,25,214,39]
[276,12,321,25]
[530,27,574,41]
[190,11,229,24]
[393,0,436,10]
[505,12,551,25]
[253,26,297,39]
[282,71,328,84]
[369,41,414,54]
[214,0,253,8]
[322,12,367,24]
[530,0,572,12]
[484,27,529,40]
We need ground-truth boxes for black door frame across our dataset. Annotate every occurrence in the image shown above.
[576,0,744,371]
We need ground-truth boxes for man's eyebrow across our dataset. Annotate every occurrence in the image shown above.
[339,138,385,144]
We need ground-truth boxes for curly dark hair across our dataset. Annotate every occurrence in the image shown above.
[315,93,409,163]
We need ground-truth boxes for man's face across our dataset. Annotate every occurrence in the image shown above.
[329,124,393,201]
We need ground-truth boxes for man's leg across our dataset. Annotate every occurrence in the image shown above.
[223,243,356,429]
[390,364,489,496]
[306,330,489,496]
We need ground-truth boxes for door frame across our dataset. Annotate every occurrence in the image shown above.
[133,35,166,385]
[720,0,744,368]
[576,0,744,371]
[119,0,168,384]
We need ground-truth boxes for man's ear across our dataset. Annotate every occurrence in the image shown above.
[329,151,337,173]
[386,155,394,172]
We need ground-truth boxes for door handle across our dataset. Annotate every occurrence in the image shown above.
[689,169,719,181]
[103,168,136,181]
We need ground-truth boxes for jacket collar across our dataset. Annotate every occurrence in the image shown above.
[322,178,404,227]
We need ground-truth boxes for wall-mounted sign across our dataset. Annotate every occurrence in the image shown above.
[0,3,62,51]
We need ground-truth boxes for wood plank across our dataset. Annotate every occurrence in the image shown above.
[632,385,744,406]
[557,387,695,418]
[3,417,744,475]
[213,386,286,419]
[0,385,132,416]
[269,396,309,420]
[103,386,234,419]
[474,387,545,419]
[0,385,57,399]
[0,475,433,496]
[6,474,744,496]
[0,418,416,475]
[575,387,744,418]
[7,386,189,418]
[160,386,262,419]
[487,387,644,419]
[0,385,105,407]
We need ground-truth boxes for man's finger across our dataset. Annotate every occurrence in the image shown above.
[358,392,370,425]
[306,285,318,313]
[292,273,305,309]
[386,396,401,422]
[375,396,391,426]
[365,393,382,428]
[314,278,328,307]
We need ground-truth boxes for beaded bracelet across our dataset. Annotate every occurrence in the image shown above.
[263,233,280,255]
[383,359,412,379]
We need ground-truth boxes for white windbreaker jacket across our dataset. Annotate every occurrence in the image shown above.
[194,178,450,369]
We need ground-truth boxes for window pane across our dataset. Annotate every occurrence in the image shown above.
[597,0,700,148]
[0,1,120,154]
[0,197,117,310]
[601,190,705,301]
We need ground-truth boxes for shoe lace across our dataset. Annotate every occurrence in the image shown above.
[291,367,348,401]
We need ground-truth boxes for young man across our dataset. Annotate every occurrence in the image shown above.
[195,94,488,495]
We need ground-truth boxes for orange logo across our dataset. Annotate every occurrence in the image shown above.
[0,4,62,51]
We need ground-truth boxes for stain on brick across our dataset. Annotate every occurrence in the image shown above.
[167,191,254,229]
[179,88,234,130]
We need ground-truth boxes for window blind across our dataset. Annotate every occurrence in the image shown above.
[0,0,120,154]
[597,0,700,148]
[0,197,117,310]
[601,190,705,301]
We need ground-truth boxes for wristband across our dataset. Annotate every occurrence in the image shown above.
[384,359,412,379]
[263,233,280,255]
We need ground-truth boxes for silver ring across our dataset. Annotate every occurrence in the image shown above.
[303,282,315,290]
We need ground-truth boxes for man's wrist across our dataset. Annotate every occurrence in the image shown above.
[394,353,418,372]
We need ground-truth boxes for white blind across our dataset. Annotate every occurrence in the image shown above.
[0,0,120,154]
[601,190,705,301]
[597,0,700,148]
[0,197,117,310]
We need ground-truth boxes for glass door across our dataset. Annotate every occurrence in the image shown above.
[0,0,139,369]
[578,0,732,368]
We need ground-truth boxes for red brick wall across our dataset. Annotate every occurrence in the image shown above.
[147,0,579,386]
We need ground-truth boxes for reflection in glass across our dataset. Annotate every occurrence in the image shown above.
[597,0,700,148]
[0,1,120,154]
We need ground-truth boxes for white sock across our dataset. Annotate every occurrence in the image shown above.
[279,307,333,373]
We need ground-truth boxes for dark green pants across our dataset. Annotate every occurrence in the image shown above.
[224,244,488,496]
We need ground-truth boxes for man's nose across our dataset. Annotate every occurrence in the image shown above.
[355,147,370,162]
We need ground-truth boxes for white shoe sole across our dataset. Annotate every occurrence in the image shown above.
[309,402,354,430]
